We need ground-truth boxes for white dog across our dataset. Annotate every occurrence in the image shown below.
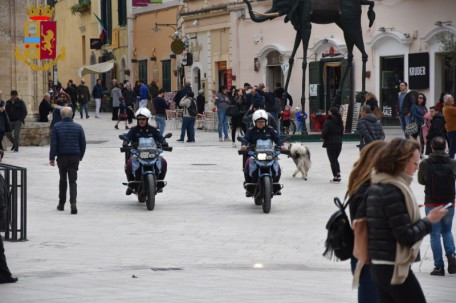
[289,143,311,180]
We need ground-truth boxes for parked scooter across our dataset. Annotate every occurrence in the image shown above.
[119,133,172,211]
[238,136,290,213]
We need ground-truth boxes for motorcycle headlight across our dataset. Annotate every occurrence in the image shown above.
[257,153,267,161]
[148,153,156,159]
[139,152,150,158]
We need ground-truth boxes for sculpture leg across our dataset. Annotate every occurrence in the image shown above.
[283,32,301,102]
[299,26,312,134]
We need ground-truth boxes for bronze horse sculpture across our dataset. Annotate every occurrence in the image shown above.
[243,0,375,133]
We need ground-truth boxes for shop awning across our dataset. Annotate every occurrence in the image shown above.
[77,60,115,78]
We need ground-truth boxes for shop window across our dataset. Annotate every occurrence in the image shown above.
[162,60,171,92]
[138,60,148,84]
[380,56,404,126]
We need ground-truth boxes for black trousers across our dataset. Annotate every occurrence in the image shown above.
[326,144,342,177]
[370,264,426,303]
[57,156,80,204]
[0,236,12,279]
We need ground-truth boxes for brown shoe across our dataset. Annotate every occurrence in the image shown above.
[57,202,64,211]
[70,204,77,215]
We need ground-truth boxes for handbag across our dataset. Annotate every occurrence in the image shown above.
[352,218,369,264]
[226,105,241,117]
[372,106,384,121]
[405,121,419,135]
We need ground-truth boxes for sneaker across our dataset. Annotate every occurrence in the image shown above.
[430,267,445,276]
[448,255,456,274]
[114,125,119,129]
[232,143,237,148]
[330,178,341,183]
[176,139,184,142]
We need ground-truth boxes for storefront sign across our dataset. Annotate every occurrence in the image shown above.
[408,53,429,89]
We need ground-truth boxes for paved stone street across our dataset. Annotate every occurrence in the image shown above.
[1,113,455,302]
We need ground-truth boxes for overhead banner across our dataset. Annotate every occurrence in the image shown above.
[408,52,429,89]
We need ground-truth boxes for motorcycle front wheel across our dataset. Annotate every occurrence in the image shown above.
[261,176,272,214]
[145,174,156,211]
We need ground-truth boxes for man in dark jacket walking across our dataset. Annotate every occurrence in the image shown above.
[49,107,86,214]
[92,79,103,118]
[398,81,414,138]
[5,90,27,152]
[77,79,90,119]
[357,105,385,150]
[418,136,456,276]
[426,106,446,155]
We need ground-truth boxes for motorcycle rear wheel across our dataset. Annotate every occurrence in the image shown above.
[261,176,272,214]
[145,174,156,211]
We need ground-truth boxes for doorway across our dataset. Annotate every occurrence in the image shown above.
[323,62,341,111]
[380,56,404,126]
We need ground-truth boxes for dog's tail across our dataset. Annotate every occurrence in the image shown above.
[305,147,311,166]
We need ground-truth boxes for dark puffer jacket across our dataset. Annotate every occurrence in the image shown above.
[49,118,86,161]
[361,184,431,262]
[357,113,385,148]
[322,114,343,146]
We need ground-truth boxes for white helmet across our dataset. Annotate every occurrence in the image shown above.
[135,108,151,119]
[252,109,268,123]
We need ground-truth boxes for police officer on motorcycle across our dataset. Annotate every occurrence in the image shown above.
[241,109,287,196]
[124,108,168,195]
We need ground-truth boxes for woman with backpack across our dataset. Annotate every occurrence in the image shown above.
[361,138,448,303]
[347,141,387,303]
[177,91,197,143]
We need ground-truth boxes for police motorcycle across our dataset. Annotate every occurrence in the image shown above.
[238,136,290,214]
[119,133,172,211]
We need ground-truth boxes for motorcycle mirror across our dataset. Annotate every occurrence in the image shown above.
[164,133,173,139]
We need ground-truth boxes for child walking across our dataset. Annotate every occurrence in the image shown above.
[115,98,129,129]
[282,105,291,134]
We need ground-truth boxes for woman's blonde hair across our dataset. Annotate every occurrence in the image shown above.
[374,138,420,176]
[348,141,387,196]
[365,92,377,101]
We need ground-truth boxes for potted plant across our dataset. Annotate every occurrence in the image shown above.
[70,0,91,15]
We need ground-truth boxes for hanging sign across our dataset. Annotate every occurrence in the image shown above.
[408,53,429,89]
[15,4,65,71]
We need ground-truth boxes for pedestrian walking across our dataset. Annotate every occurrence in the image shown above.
[138,80,149,109]
[398,82,414,138]
[357,105,385,150]
[153,88,170,135]
[38,93,53,122]
[0,91,11,158]
[92,79,103,118]
[49,107,86,215]
[5,90,27,152]
[442,94,456,158]
[111,81,121,121]
[177,91,197,143]
[418,136,456,276]
[322,107,343,183]
[425,106,446,155]
[114,97,129,130]
[348,140,386,303]
[77,79,90,119]
[122,82,136,124]
[410,93,427,157]
[216,85,230,142]
[363,138,448,303]
[64,80,78,118]
[230,88,246,148]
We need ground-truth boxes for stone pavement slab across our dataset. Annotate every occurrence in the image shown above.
[0,113,455,302]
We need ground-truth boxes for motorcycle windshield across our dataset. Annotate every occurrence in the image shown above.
[138,137,157,149]
[255,139,273,152]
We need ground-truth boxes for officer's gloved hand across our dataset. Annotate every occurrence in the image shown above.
[162,141,169,148]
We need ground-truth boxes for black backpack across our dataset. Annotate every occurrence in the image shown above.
[187,98,197,117]
[323,197,354,261]
[426,159,455,203]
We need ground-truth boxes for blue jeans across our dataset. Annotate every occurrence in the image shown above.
[180,117,195,141]
[425,206,455,268]
[296,121,303,133]
[155,115,166,135]
[447,131,456,159]
[79,102,89,118]
[217,111,228,139]
[399,114,412,138]
[351,258,379,303]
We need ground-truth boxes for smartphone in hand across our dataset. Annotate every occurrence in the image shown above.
[441,202,453,211]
